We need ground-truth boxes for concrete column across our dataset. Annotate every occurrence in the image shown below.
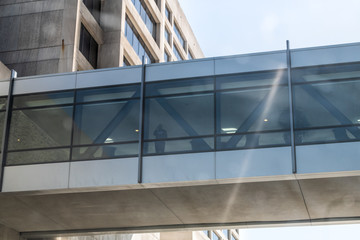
[0,224,22,240]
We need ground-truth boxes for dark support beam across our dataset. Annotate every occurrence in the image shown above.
[286,40,297,174]
[0,70,16,192]
[138,56,146,184]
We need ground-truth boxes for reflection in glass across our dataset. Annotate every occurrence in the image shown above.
[0,97,6,110]
[293,80,360,129]
[13,91,74,108]
[295,126,360,145]
[144,137,214,155]
[72,143,138,160]
[76,84,140,103]
[0,112,4,147]
[146,77,214,97]
[216,70,287,90]
[74,100,140,145]
[217,131,290,150]
[217,87,290,134]
[144,94,214,139]
[8,107,73,150]
[291,63,360,83]
[6,148,70,165]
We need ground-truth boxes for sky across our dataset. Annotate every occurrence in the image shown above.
[177,0,360,239]
[178,0,360,58]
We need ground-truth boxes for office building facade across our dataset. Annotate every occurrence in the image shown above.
[0,0,204,77]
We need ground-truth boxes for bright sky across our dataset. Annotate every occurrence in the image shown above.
[178,0,360,57]
[177,0,360,239]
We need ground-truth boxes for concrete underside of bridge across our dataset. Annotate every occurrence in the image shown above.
[1,175,360,238]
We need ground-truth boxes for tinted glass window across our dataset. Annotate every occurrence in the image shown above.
[79,24,98,68]
[83,0,101,23]
[8,106,73,150]
[144,94,214,140]
[173,22,185,49]
[146,77,214,97]
[72,143,138,160]
[73,100,140,145]
[76,85,140,103]
[13,91,74,108]
[173,44,183,61]
[7,148,70,166]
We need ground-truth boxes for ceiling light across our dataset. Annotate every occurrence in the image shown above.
[105,138,114,143]
[222,128,237,134]
[135,129,139,132]
[264,118,269,122]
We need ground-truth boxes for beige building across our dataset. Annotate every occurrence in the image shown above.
[0,0,204,77]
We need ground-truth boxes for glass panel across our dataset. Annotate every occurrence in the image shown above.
[13,91,74,108]
[0,112,4,147]
[231,234,236,240]
[173,44,183,61]
[144,137,214,155]
[212,232,220,240]
[8,107,73,150]
[76,85,140,103]
[173,23,185,49]
[216,70,287,90]
[295,126,360,145]
[146,77,214,97]
[222,229,228,237]
[165,6,171,22]
[165,28,170,44]
[217,131,290,150]
[292,63,360,83]
[217,86,290,134]
[74,100,140,145]
[293,80,360,129]
[144,94,214,139]
[72,143,138,160]
[0,97,6,110]
[6,148,70,165]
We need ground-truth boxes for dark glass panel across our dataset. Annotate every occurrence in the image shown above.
[6,148,70,165]
[8,107,73,150]
[83,0,101,23]
[216,70,287,90]
[144,94,214,139]
[295,126,360,145]
[72,143,138,160]
[146,77,214,97]
[123,57,131,66]
[13,91,74,108]
[292,63,360,83]
[217,131,290,150]
[0,97,6,110]
[0,112,4,147]
[79,24,98,68]
[73,100,140,145]
[165,5,171,22]
[164,51,170,62]
[293,80,360,129]
[144,137,213,155]
[76,85,140,103]
[173,44,183,61]
[217,86,290,134]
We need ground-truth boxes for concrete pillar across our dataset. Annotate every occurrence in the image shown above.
[0,224,22,240]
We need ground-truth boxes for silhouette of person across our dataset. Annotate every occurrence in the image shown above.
[153,124,167,153]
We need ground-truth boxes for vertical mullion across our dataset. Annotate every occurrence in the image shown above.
[286,40,297,173]
[69,89,78,162]
[138,56,146,183]
[0,70,17,192]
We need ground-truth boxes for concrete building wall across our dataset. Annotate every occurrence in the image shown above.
[0,0,78,77]
[0,0,204,77]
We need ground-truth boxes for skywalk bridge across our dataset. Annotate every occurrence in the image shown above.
[0,42,360,239]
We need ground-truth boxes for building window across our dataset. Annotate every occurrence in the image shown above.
[125,17,154,64]
[173,44,183,61]
[123,57,131,66]
[212,232,220,240]
[130,0,157,40]
[188,49,193,60]
[79,24,98,68]
[164,51,170,62]
[165,27,171,45]
[173,22,185,49]
[165,5,171,23]
[82,0,101,23]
